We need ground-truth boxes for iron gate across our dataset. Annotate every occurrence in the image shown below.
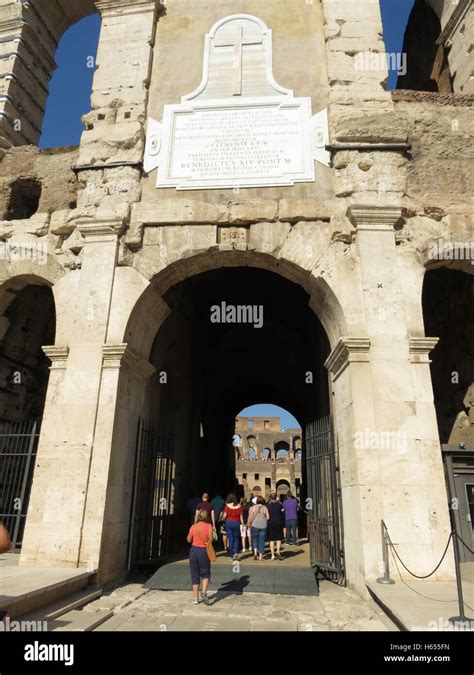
[305,415,344,583]
[128,418,174,568]
[0,419,40,550]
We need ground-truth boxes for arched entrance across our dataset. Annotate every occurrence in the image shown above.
[0,275,56,549]
[121,260,342,579]
[422,267,474,562]
[276,480,291,497]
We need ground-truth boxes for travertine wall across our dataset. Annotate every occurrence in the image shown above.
[0,0,471,594]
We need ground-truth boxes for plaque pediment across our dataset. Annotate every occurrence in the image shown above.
[144,14,330,190]
[183,14,292,101]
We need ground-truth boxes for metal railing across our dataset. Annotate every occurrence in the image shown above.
[0,419,40,550]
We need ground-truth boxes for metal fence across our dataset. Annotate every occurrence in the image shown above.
[127,418,174,569]
[0,419,40,550]
[305,416,344,583]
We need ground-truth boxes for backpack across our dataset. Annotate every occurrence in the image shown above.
[252,506,267,529]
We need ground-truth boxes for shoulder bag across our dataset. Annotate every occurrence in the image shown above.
[197,523,217,562]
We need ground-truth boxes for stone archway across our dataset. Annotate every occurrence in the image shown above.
[276,479,290,497]
[422,267,474,444]
[0,274,56,550]
[0,0,98,147]
[83,243,452,592]
[99,250,344,581]
[0,274,56,422]
[131,263,333,559]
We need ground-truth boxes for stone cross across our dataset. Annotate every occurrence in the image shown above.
[214,25,263,95]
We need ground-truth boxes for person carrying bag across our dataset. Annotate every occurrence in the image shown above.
[197,522,217,562]
[186,509,214,605]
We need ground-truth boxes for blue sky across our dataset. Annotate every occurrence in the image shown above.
[40,14,101,148]
[39,1,415,148]
[380,0,415,88]
[238,404,300,430]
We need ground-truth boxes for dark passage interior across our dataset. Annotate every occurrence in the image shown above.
[130,266,331,563]
[423,268,474,445]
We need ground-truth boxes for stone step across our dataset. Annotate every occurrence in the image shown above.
[0,567,96,619]
[93,613,130,631]
[22,589,103,622]
[49,609,114,632]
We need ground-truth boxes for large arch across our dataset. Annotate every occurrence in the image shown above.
[123,249,348,361]
[0,274,56,421]
[40,13,101,148]
[101,251,341,580]
[0,0,99,147]
[397,0,452,92]
[90,245,455,590]
[0,273,56,550]
[422,267,474,445]
[422,265,474,562]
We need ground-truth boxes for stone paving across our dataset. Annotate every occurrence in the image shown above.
[86,581,396,632]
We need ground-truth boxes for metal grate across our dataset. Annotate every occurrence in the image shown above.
[127,418,174,569]
[0,419,40,550]
[305,415,344,583]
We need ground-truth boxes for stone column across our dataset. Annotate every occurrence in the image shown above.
[79,344,155,582]
[20,220,123,569]
[321,0,390,107]
[78,0,159,168]
[325,205,455,593]
[0,0,55,146]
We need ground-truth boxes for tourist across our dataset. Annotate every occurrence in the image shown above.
[211,492,225,519]
[243,496,253,550]
[186,509,213,605]
[266,493,284,560]
[239,498,251,552]
[247,496,270,561]
[283,491,299,546]
[194,493,216,531]
[222,494,244,560]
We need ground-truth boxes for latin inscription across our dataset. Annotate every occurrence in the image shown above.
[159,103,313,188]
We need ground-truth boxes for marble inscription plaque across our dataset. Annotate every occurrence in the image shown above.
[157,99,314,190]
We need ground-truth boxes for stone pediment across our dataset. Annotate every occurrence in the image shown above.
[183,14,292,101]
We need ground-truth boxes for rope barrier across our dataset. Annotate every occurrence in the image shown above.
[388,545,474,610]
[380,520,474,624]
[383,522,453,579]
